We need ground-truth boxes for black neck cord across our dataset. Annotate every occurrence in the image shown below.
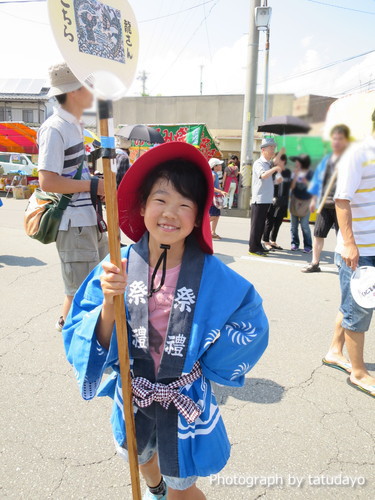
[149,244,171,297]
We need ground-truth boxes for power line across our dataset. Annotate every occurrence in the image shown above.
[145,0,199,81]
[305,0,375,15]
[139,0,216,23]
[0,5,48,25]
[0,0,216,25]
[335,78,375,97]
[203,1,213,62]
[150,0,221,93]
[272,49,375,85]
[202,1,214,94]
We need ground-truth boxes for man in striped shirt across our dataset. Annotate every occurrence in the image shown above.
[324,111,375,398]
[38,63,108,332]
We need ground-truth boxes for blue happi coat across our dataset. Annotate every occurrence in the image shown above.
[308,154,331,201]
[63,234,269,478]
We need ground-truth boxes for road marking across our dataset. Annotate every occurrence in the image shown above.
[240,255,337,272]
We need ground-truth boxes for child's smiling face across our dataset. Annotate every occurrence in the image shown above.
[141,178,199,247]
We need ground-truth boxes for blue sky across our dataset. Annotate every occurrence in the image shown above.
[1,0,374,97]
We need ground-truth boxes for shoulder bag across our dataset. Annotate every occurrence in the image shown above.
[24,161,83,244]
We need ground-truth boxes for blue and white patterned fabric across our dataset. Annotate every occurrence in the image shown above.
[63,235,269,478]
[308,154,331,201]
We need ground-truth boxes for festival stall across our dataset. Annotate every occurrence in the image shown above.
[0,123,40,198]
[0,122,38,155]
[0,124,101,198]
[123,123,222,163]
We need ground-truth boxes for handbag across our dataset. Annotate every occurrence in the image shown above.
[24,161,83,244]
[289,193,310,218]
[213,193,225,209]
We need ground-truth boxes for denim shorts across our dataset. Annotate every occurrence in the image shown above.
[114,431,198,491]
[336,253,375,332]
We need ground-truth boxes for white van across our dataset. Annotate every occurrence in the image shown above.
[0,152,37,175]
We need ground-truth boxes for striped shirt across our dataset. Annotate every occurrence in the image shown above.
[38,107,97,230]
[334,136,375,256]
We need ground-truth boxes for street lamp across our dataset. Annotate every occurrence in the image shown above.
[255,5,272,31]
[255,3,272,121]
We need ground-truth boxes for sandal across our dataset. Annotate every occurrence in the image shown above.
[322,357,352,374]
[348,375,375,397]
[302,263,321,273]
[270,242,283,250]
[212,233,221,240]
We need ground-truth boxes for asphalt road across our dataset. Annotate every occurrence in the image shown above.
[1,198,374,499]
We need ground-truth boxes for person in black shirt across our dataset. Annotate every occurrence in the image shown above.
[289,154,313,252]
[263,154,291,250]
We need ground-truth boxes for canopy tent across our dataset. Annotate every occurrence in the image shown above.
[120,124,222,163]
[0,122,38,154]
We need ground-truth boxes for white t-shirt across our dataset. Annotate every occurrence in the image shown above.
[334,136,375,256]
[38,107,97,230]
[251,155,274,204]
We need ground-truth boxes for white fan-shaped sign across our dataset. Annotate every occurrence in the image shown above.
[48,0,139,100]
[323,91,375,141]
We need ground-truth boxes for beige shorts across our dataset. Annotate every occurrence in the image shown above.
[56,224,108,296]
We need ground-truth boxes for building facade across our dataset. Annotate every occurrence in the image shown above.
[0,79,52,127]
[113,93,335,159]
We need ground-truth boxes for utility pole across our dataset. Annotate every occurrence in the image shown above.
[262,0,270,121]
[239,0,261,209]
[137,70,148,96]
[200,65,204,95]
[263,29,270,121]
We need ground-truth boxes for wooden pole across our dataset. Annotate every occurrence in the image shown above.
[316,169,338,215]
[98,100,141,500]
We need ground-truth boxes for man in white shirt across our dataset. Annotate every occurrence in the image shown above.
[323,112,375,398]
[38,63,108,332]
[249,138,284,256]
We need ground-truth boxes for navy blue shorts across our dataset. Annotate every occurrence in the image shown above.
[209,205,221,217]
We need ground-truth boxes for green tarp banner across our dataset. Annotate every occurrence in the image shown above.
[130,124,221,161]
[271,135,332,169]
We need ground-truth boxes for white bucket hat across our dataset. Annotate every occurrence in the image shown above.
[208,158,224,169]
[48,62,82,97]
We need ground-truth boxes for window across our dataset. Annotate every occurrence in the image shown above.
[0,107,12,121]
[22,109,34,123]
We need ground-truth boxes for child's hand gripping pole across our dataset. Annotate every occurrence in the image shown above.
[99,100,141,500]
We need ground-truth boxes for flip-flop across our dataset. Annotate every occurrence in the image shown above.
[322,357,352,374]
[348,376,375,398]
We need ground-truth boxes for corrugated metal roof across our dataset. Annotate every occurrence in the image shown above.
[0,93,49,101]
[0,79,48,94]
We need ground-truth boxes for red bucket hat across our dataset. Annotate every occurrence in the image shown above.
[117,141,214,254]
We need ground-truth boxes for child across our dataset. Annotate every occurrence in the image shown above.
[63,142,269,500]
